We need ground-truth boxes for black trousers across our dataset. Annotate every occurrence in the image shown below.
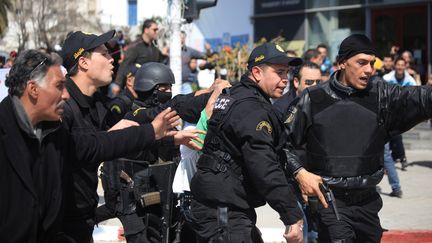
[190,200,264,243]
[315,188,383,243]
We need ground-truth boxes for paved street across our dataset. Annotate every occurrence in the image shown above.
[255,149,432,242]
[95,149,432,243]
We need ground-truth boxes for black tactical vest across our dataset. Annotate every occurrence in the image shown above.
[191,82,287,209]
[306,86,386,177]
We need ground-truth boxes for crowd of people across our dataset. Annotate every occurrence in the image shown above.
[2,17,432,243]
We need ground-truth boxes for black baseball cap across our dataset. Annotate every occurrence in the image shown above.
[61,30,116,72]
[247,42,302,70]
[126,63,141,78]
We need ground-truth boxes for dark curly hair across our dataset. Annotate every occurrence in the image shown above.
[5,49,61,97]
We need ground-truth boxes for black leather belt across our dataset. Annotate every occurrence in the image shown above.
[331,187,377,205]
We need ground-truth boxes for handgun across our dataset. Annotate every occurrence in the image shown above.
[319,182,340,221]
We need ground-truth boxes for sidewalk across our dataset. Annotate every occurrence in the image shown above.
[256,149,432,243]
[95,149,432,243]
[379,150,432,243]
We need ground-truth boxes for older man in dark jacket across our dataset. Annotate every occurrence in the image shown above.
[0,50,179,243]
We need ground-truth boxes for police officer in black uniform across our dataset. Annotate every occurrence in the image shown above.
[59,31,201,243]
[97,62,205,243]
[190,43,304,243]
[284,34,432,243]
[109,61,217,126]
[109,63,141,121]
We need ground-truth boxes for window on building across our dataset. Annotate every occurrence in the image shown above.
[128,0,137,26]
[307,8,365,62]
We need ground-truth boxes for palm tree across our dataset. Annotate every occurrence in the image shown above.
[0,0,12,36]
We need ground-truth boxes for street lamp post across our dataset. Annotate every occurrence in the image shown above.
[168,0,182,96]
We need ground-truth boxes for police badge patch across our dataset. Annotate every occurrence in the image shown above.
[256,121,272,134]
[133,107,147,116]
[110,105,122,114]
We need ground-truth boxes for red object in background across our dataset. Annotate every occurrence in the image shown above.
[382,230,432,243]
[117,227,125,241]
[9,51,17,58]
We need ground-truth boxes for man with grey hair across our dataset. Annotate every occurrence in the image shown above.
[0,49,181,243]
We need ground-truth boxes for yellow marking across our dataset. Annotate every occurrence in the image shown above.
[133,107,147,116]
[110,105,121,114]
[73,48,85,59]
[256,121,272,134]
[276,44,285,53]
[255,55,265,63]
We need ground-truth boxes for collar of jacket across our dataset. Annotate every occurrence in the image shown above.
[330,70,358,95]
[240,75,272,103]
[10,95,60,142]
[11,95,38,139]
[141,39,154,47]
[66,75,92,109]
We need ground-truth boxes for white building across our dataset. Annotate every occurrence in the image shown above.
[97,0,253,52]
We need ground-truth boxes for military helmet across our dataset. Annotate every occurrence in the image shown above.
[134,62,175,92]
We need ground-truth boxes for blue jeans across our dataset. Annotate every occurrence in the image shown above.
[384,143,401,192]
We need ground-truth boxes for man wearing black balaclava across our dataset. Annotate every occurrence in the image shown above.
[97,62,220,243]
[282,34,432,242]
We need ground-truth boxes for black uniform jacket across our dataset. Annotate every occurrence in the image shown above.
[62,77,114,220]
[191,76,303,226]
[124,92,211,124]
[109,88,135,122]
[284,72,432,186]
[0,96,156,243]
[61,77,156,221]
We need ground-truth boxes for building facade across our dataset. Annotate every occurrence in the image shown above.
[253,0,431,83]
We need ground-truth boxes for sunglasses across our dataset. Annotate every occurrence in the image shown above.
[29,57,48,77]
[304,79,322,85]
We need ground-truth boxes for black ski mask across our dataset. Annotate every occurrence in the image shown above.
[157,91,172,104]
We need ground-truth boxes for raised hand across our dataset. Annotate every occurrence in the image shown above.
[174,129,206,150]
[151,107,180,140]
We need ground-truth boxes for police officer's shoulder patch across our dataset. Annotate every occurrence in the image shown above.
[132,107,147,117]
[256,121,272,134]
[213,96,234,114]
[110,105,122,114]
[284,106,297,125]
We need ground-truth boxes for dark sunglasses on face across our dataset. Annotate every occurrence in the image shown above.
[304,79,322,85]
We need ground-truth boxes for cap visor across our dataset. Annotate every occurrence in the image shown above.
[87,30,116,50]
[266,55,303,66]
